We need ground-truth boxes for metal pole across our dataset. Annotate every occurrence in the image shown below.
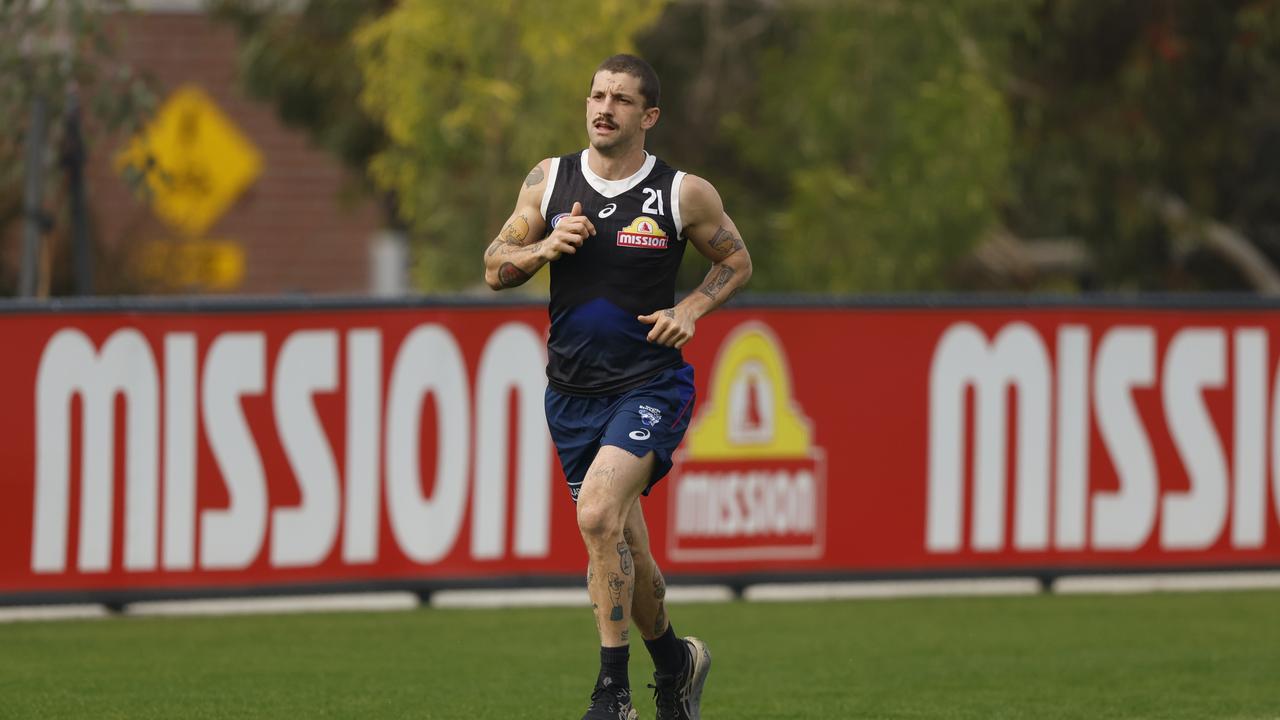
[19,95,48,298]
[64,86,91,295]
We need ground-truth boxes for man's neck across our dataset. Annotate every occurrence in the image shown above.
[586,144,648,181]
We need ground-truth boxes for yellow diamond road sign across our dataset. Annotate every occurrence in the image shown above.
[117,85,263,238]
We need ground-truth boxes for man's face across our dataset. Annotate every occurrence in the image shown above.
[586,70,659,152]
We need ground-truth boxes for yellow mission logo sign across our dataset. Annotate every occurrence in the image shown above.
[616,216,669,250]
[668,322,826,562]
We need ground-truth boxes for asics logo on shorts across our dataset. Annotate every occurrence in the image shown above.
[629,429,651,441]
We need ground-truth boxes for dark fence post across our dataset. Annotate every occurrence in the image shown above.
[19,95,48,298]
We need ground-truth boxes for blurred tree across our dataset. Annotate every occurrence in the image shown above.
[1005,0,1280,291]
[214,0,1280,295]
[633,0,788,292]
[0,0,154,295]
[354,0,666,291]
[716,0,1031,292]
[208,0,395,220]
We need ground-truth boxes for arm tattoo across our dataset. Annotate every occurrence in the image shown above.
[699,264,736,300]
[524,165,545,187]
[491,239,544,259]
[623,527,635,546]
[498,262,532,288]
[707,225,744,260]
[502,213,530,244]
[487,213,530,257]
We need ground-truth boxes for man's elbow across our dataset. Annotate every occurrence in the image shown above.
[736,252,754,287]
[484,266,503,291]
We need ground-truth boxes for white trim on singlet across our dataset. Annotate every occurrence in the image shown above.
[539,157,561,221]
[670,171,687,239]
[579,150,657,198]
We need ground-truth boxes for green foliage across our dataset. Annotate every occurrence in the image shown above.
[724,1,1029,292]
[0,0,154,291]
[209,0,391,203]
[228,0,1280,294]
[354,0,665,290]
[1006,0,1280,290]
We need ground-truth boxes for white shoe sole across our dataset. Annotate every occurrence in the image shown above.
[683,636,711,719]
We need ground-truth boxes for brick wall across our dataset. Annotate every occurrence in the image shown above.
[79,9,382,295]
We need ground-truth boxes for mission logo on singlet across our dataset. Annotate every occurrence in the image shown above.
[617,216,669,249]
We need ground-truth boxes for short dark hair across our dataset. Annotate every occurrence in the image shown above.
[593,54,661,109]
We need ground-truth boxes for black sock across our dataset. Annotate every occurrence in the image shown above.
[598,644,630,690]
[644,623,687,677]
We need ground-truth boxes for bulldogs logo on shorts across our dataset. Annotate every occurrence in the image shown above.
[639,404,662,427]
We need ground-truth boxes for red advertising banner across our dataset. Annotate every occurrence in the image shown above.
[3,301,1280,601]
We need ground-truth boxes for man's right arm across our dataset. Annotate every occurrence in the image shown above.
[483,160,595,290]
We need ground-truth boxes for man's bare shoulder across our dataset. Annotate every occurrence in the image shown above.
[679,174,725,227]
[523,158,553,190]
[515,158,555,212]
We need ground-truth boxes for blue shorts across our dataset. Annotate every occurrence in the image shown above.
[545,363,696,502]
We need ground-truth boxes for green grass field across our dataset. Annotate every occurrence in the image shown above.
[2,590,1279,719]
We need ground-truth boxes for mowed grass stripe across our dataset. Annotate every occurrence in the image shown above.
[1,591,1277,719]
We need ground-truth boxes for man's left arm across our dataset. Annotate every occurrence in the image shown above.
[638,175,752,348]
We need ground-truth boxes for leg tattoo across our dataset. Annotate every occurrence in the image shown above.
[653,570,668,636]
[608,572,625,621]
[617,542,633,576]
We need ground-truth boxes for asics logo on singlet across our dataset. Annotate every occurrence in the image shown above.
[599,203,617,218]
[629,429,651,441]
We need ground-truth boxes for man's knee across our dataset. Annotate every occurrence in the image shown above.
[577,500,625,546]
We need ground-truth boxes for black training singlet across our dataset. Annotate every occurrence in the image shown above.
[541,150,690,396]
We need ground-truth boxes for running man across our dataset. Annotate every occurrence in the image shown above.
[483,54,752,720]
